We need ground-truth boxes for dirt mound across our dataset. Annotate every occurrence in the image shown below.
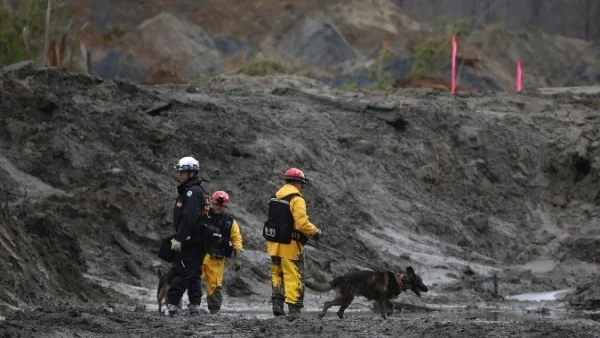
[0,201,120,312]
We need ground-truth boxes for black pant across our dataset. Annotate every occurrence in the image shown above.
[167,252,205,306]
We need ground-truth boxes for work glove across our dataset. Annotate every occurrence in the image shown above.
[170,238,182,252]
[232,251,241,271]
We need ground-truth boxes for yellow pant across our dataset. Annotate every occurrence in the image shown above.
[201,255,225,313]
[271,255,305,307]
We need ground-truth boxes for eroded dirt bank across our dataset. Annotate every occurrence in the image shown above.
[0,62,599,336]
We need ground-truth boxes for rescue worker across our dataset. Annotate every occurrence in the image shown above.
[263,167,321,316]
[167,156,212,316]
[201,190,243,314]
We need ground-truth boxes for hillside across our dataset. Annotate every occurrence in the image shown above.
[17,0,590,91]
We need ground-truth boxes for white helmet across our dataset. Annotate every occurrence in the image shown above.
[175,156,199,172]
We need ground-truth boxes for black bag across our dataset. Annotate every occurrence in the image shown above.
[206,220,233,258]
[263,193,303,244]
[158,235,175,263]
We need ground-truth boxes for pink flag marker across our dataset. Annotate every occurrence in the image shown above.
[516,61,522,93]
[451,35,457,95]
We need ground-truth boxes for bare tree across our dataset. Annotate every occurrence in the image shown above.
[43,0,52,66]
[80,42,91,75]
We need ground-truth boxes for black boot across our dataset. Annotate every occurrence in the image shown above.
[272,299,286,317]
[287,304,302,319]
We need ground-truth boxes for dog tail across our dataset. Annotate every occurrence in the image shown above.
[305,279,333,292]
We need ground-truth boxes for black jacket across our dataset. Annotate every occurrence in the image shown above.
[173,177,208,248]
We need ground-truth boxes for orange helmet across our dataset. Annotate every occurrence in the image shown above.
[212,191,230,206]
[284,167,308,184]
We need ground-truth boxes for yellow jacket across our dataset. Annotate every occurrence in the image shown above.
[266,184,319,260]
[230,219,243,252]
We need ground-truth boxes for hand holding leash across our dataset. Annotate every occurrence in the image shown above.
[313,229,323,247]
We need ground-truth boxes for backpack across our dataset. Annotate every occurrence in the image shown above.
[207,215,235,259]
[263,193,307,245]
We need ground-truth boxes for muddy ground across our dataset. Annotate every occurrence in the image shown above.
[1,304,600,338]
[0,62,599,336]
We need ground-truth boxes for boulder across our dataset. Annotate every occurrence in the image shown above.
[276,15,358,68]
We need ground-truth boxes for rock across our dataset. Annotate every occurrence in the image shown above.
[276,15,358,68]
[136,12,220,76]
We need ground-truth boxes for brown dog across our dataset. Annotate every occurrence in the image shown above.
[307,266,428,319]
[156,268,173,314]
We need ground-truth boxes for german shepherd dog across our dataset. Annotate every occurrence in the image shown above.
[308,266,428,319]
[156,268,173,314]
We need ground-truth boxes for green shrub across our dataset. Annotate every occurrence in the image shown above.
[236,59,289,76]
[0,0,68,66]
[369,46,396,88]
[410,20,471,77]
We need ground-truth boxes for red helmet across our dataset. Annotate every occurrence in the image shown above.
[212,191,230,206]
[284,167,308,184]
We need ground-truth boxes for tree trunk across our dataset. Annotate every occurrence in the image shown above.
[43,0,52,66]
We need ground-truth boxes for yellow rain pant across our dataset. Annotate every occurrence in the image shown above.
[270,255,305,307]
[201,255,225,313]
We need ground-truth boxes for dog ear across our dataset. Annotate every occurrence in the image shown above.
[406,266,415,275]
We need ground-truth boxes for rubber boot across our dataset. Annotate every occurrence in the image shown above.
[272,298,286,317]
[207,287,223,314]
[287,304,302,320]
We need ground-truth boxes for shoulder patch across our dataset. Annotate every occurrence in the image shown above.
[187,191,193,197]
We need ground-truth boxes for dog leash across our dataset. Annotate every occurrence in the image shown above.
[307,239,396,274]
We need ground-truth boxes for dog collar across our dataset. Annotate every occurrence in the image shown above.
[396,274,405,290]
